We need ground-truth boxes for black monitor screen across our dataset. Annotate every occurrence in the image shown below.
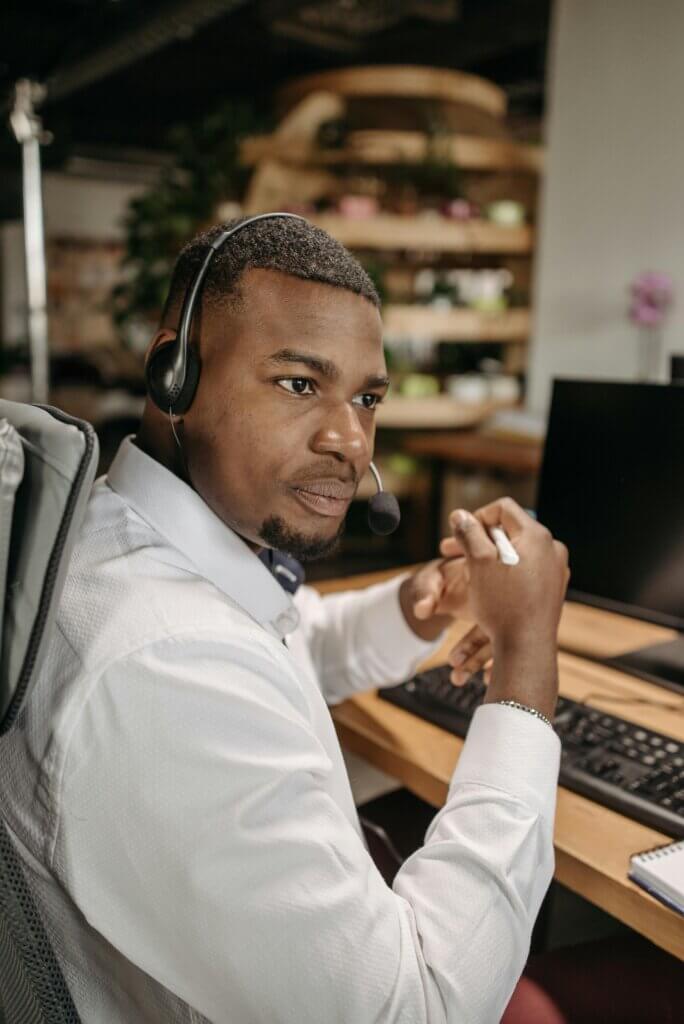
[536,380,684,630]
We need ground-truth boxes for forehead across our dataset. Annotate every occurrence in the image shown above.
[208,268,385,369]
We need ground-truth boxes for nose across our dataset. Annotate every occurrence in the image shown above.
[311,401,371,465]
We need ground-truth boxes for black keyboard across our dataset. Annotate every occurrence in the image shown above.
[379,666,684,839]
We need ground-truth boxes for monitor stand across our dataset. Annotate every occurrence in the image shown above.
[607,633,684,697]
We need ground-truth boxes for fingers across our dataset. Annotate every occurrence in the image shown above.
[440,499,532,556]
[429,555,470,619]
[447,625,493,685]
[449,510,497,562]
[411,560,445,620]
[554,539,571,593]
[554,539,569,569]
[473,496,531,534]
[439,535,463,558]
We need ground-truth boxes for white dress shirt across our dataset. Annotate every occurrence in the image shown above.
[0,437,560,1024]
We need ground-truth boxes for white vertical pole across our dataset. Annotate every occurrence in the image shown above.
[10,80,50,405]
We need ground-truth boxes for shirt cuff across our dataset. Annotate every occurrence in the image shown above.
[448,702,561,819]
[360,573,445,684]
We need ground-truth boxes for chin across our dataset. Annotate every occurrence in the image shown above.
[259,513,344,562]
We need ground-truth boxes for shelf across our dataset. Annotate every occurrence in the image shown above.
[353,460,430,502]
[279,65,507,118]
[376,395,513,430]
[241,131,543,174]
[403,432,542,474]
[311,214,533,254]
[383,305,530,342]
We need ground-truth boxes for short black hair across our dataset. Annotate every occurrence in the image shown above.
[161,215,380,324]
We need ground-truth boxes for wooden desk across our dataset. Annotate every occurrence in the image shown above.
[317,570,684,959]
[403,431,543,476]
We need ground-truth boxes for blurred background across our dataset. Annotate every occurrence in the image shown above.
[2,0,682,579]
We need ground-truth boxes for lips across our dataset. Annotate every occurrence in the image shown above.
[290,478,356,518]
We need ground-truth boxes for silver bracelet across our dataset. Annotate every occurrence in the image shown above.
[494,700,555,731]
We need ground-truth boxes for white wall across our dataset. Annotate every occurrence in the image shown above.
[42,173,144,239]
[528,0,684,414]
[1,174,144,345]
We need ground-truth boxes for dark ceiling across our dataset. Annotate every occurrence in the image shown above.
[1,0,551,170]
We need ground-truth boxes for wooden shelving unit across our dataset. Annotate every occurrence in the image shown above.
[310,214,533,254]
[382,305,530,342]
[241,131,543,174]
[243,65,543,429]
[376,395,514,430]
[277,65,507,116]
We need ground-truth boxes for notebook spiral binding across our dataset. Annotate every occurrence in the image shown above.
[635,839,684,862]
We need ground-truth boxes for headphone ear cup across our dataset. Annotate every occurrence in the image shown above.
[170,344,200,414]
[145,342,201,415]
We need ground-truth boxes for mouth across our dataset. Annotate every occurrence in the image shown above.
[289,478,356,518]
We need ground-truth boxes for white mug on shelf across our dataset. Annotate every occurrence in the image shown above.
[445,374,490,405]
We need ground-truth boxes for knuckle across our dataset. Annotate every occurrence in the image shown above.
[554,540,569,562]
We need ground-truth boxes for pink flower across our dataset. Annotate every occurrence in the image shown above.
[628,271,673,327]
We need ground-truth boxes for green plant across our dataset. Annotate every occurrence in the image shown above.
[360,258,387,304]
[383,123,462,203]
[415,122,462,198]
[113,100,266,331]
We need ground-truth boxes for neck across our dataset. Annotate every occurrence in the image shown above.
[136,411,188,482]
[135,411,264,555]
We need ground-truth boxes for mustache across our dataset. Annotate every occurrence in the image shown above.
[289,463,359,487]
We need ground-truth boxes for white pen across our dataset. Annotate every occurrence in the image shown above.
[489,525,520,566]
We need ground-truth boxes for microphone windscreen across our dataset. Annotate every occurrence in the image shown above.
[368,491,401,535]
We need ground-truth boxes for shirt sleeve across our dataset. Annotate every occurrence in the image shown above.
[294,574,443,704]
[55,631,560,1024]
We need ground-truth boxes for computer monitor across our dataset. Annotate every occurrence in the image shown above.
[536,379,684,695]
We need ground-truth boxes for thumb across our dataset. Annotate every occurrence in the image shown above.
[449,510,495,562]
[411,561,445,619]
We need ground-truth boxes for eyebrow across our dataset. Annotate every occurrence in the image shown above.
[266,348,390,390]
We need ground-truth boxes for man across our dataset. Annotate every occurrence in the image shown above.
[1,217,568,1022]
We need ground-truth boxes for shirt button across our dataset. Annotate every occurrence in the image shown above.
[275,609,299,635]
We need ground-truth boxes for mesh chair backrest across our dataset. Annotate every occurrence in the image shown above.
[0,824,80,1023]
[0,402,99,1024]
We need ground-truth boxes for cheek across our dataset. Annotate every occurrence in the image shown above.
[205,404,294,496]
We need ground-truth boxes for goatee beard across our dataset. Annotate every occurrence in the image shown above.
[259,514,344,562]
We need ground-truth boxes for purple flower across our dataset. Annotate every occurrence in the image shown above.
[628,271,673,327]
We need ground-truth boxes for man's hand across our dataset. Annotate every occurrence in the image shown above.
[399,559,459,643]
[399,559,493,682]
[444,497,569,721]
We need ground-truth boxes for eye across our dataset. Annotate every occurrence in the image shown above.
[352,393,383,410]
[277,377,315,396]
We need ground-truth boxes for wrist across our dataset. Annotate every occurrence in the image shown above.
[486,636,559,721]
[492,628,557,663]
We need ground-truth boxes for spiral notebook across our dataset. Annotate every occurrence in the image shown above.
[628,839,684,915]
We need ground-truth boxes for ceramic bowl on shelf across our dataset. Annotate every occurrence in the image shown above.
[486,200,525,226]
[488,375,521,404]
[445,374,490,405]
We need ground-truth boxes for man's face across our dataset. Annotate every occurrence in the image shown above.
[181,268,387,560]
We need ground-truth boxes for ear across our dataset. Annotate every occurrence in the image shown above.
[144,328,177,368]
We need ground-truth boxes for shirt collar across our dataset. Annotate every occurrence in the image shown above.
[106,437,299,639]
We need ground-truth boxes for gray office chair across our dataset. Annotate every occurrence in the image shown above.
[0,401,99,1023]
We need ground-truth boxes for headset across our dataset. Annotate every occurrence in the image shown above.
[145,212,400,535]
